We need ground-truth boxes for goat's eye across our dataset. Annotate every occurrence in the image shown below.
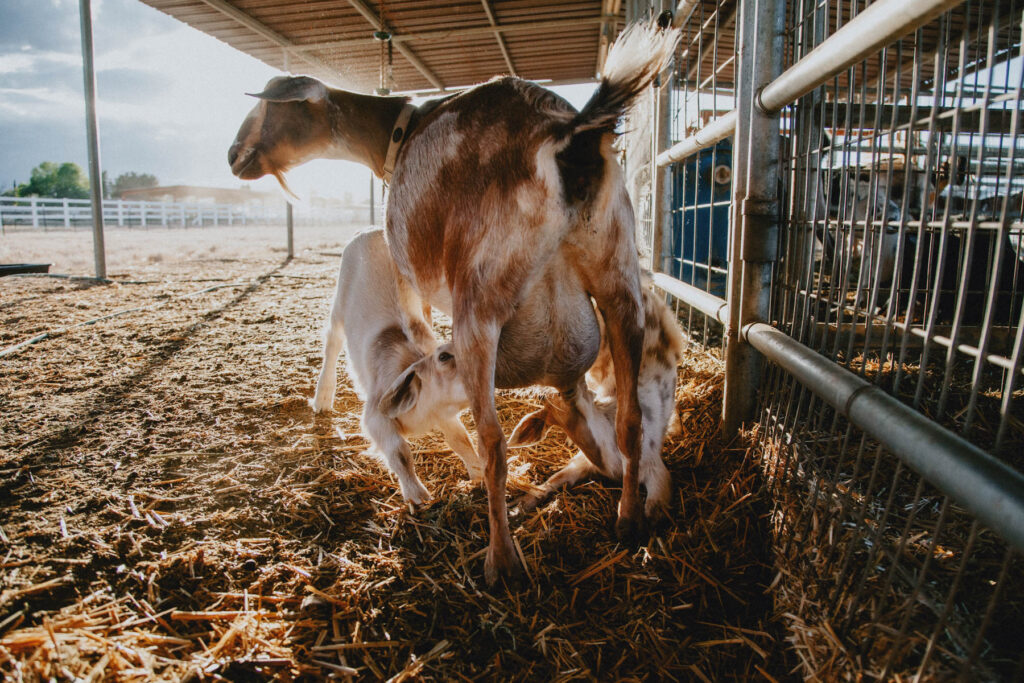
[438,351,454,363]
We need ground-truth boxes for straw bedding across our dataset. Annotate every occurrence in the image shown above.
[1,243,790,680]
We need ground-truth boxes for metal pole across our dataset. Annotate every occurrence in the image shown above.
[650,75,673,275]
[79,0,105,279]
[286,202,294,259]
[369,173,375,225]
[722,0,785,433]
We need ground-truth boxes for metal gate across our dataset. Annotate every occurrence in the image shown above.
[630,0,1024,677]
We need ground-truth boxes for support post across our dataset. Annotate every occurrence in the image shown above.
[369,173,375,225]
[79,0,105,278]
[650,74,673,274]
[286,202,294,259]
[722,0,785,435]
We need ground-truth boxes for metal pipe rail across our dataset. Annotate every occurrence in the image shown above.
[656,0,968,167]
[652,272,729,324]
[743,322,1024,553]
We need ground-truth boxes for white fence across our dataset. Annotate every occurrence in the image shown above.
[0,197,369,231]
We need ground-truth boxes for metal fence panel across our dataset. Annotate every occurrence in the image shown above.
[641,0,1024,677]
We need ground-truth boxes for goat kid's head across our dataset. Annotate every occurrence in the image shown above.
[378,343,468,420]
[228,76,333,190]
[509,394,613,462]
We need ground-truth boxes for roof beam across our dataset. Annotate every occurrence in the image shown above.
[344,0,444,91]
[293,16,615,52]
[480,0,516,76]
[194,0,335,78]
[596,0,621,75]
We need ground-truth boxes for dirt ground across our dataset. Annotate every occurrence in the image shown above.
[1,225,787,681]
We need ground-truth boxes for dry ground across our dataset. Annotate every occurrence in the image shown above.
[1,225,788,681]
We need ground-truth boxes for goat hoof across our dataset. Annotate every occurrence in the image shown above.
[615,513,649,546]
[484,540,520,587]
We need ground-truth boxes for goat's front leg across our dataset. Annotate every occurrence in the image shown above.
[438,416,484,482]
[363,409,431,505]
[454,316,517,585]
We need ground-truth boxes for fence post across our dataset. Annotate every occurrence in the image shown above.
[141,201,147,228]
[62,198,71,229]
[31,197,39,229]
[722,0,786,434]
[651,74,674,275]
[286,202,294,259]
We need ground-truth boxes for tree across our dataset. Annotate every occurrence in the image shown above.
[13,162,90,199]
[110,171,158,198]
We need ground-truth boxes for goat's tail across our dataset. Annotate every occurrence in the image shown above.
[571,22,680,135]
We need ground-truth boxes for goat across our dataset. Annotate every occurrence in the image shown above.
[508,276,685,520]
[229,23,680,584]
[309,228,483,504]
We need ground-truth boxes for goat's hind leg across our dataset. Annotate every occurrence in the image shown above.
[311,296,344,413]
[453,314,518,585]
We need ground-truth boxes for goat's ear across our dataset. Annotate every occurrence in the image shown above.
[248,76,327,103]
[509,408,551,447]
[378,366,422,418]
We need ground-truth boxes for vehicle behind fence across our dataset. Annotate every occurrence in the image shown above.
[630,0,1024,677]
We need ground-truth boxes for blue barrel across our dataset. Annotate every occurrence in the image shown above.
[670,139,731,297]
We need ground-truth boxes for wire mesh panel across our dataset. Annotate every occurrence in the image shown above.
[759,0,1024,677]
[656,0,738,351]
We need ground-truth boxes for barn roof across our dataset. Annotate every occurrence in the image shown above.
[138,0,628,94]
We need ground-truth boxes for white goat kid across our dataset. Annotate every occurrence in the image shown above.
[310,229,483,504]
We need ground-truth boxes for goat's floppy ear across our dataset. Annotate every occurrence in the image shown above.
[508,408,551,447]
[248,76,327,103]
[379,366,422,418]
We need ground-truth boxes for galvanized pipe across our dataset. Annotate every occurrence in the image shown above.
[757,0,967,115]
[744,322,1024,553]
[79,0,105,280]
[651,272,729,324]
[656,110,736,167]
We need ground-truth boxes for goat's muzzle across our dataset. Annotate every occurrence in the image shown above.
[228,142,261,179]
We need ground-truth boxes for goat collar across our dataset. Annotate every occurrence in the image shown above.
[382,103,416,182]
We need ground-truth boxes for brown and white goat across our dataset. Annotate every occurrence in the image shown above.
[229,24,680,583]
[509,276,684,519]
[310,229,482,503]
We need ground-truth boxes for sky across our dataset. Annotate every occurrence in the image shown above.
[0,0,598,202]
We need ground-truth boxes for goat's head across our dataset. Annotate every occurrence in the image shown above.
[378,343,468,420]
[509,393,614,464]
[228,76,333,188]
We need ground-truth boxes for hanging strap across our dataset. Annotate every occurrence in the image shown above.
[382,103,416,182]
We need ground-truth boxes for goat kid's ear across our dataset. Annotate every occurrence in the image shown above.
[378,366,422,418]
[247,76,327,103]
[508,408,551,447]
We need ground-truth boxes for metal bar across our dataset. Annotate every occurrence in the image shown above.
[651,76,673,275]
[721,0,785,432]
[651,272,730,324]
[345,0,442,90]
[79,0,105,279]
[743,321,1024,553]
[294,16,616,52]
[672,0,701,28]
[194,0,334,78]
[286,202,294,260]
[479,0,516,76]
[656,109,737,166]
[757,0,968,115]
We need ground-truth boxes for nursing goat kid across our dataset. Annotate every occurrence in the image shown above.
[310,229,483,504]
[508,277,685,520]
[229,24,680,584]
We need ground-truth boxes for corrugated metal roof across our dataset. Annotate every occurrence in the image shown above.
[139,0,627,93]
